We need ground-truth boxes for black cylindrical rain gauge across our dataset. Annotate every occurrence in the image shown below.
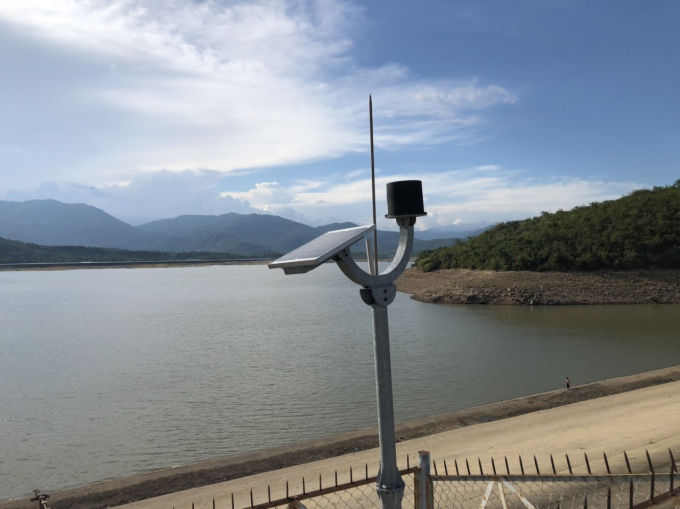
[385,180,426,218]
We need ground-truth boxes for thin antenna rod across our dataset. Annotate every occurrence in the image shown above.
[369,94,378,275]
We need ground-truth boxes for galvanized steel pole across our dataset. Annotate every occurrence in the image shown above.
[371,303,404,509]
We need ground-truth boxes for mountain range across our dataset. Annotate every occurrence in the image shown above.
[0,199,485,259]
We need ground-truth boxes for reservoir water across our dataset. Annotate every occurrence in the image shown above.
[1,264,679,500]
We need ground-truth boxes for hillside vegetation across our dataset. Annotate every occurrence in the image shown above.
[416,181,680,272]
[0,237,244,264]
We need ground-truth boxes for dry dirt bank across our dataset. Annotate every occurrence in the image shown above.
[3,366,680,509]
[396,268,680,305]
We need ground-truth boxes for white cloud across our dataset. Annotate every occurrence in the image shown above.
[222,167,641,229]
[0,0,517,192]
[227,182,295,208]
[414,84,518,109]
[7,170,257,225]
[345,169,366,179]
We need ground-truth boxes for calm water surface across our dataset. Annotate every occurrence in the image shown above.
[1,265,679,499]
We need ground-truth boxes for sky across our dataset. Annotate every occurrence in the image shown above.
[1,0,678,229]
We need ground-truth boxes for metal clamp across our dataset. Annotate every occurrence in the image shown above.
[334,220,415,290]
[360,285,397,306]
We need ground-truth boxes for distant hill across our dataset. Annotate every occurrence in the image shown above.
[135,214,223,235]
[416,181,680,272]
[141,213,462,257]
[0,199,165,250]
[0,199,468,260]
[0,237,248,264]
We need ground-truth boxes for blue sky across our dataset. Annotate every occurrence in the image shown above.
[1,0,678,229]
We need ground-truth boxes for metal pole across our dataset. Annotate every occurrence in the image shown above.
[371,303,404,509]
[366,238,376,275]
[369,95,379,275]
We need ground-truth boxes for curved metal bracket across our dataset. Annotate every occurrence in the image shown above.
[334,217,415,290]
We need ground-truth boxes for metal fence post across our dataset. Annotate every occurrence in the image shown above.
[418,451,433,509]
[414,467,421,509]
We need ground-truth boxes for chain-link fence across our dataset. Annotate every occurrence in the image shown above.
[140,450,678,509]
[431,474,676,509]
[239,468,418,509]
[226,451,677,509]
[424,449,679,509]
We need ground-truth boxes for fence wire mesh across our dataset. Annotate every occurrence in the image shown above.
[431,474,676,509]
[238,469,417,509]
[163,450,677,509]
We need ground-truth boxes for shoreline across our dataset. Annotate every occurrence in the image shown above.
[4,365,680,509]
[0,257,393,271]
[7,264,680,308]
[0,259,273,271]
[397,267,680,305]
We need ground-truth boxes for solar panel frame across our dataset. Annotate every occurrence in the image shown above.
[268,225,375,270]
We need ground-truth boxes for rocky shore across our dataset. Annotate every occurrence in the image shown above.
[396,268,680,305]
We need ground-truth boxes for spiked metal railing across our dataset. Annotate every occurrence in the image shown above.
[162,448,678,509]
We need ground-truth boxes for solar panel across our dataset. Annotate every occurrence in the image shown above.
[268,225,375,274]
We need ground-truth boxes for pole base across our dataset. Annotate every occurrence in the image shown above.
[376,482,405,509]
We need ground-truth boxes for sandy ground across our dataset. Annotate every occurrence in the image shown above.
[5,367,678,509]
[113,380,680,509]
[396,268,680,305]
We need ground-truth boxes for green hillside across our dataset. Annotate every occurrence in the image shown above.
[416,181,680,272]
[0,237,252,264]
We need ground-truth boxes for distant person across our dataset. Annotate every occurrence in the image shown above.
[566,376,571,389]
